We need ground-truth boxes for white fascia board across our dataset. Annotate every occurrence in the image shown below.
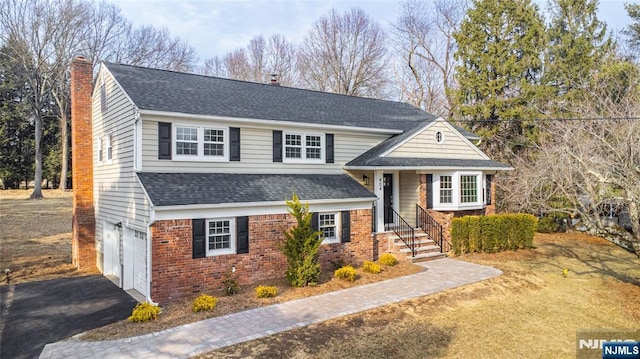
[153,198,376,221]
[344,165,514,171]
[102,64,140,116]
[138,109,402,135]
[439,120,491,160]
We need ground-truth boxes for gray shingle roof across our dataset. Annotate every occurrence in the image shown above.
[104,62,436,131]
[137,173,376,207]
[345,156,512,169]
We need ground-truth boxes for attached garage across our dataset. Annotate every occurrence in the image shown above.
[122,227,148,297]
[102,222,121,279]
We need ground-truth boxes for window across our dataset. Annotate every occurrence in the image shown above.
[98,137,104,163]
[207,218,235,255]
[284,132,324,162]
[320,213,336,240]
[435,131,444,144]
[460,175,478,203]
[100,82,108,113]
[176,126,198,156]
[439,175,452,204]
[174,124,228,161]
[106,134,113,162]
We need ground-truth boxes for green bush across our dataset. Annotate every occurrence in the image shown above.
[362,260,381,274]
[451,214,537,255]
[192,294,218,313]
[128,302,161,322]
[279,193,323,287]
[378,253,398,266]
[222,270,241,295]
[255,285,278,298]
[536,214,567,233]
[334,265,357,282]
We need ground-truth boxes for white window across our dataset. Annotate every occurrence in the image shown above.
[434,172,483,210]
[100,82,108,113]
[174,124,229,161]
[207,218,235,256]
[106,133,113,163]
[435,131,444,144]
[439,175,452,204]
[98,137,104,164]
[284,132,324,162]
[319,212,340,244]
[460,175,478,203]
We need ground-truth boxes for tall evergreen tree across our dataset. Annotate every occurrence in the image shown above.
[624,3,640,56]
[544,0,612,115]
[0,41,34,189]
[452,0,546,155]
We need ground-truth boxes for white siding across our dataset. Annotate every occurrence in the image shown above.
[399,172,420,226]
[93,67,150,267]
[388,122,485,160]
[141,116,389,174]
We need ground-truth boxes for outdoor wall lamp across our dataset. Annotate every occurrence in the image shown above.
[362,175,370,186]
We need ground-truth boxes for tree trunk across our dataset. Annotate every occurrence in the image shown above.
[30,115,43,200]
[58,113,68,191]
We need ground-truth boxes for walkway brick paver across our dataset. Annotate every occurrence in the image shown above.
[39,259,501,359]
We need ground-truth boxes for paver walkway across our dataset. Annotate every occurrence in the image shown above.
[40,259,502,359]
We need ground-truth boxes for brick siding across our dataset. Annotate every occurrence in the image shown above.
[150,209,373,304]
[70,56,96,271]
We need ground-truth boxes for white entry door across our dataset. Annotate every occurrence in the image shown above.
[133,229,147,296]
[103,223,120,278]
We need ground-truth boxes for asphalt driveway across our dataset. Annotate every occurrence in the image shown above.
[0,275,137,359]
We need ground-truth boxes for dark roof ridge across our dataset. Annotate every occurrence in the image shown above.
[102,61,418,108]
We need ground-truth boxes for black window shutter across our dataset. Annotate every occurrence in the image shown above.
[341,211,351,243]
[158,122,172,160]
[192,218,206,259]
[236,216,249,254]
[230,127,241,161]
[426,174,433,209]
[311,212,319,230]
[326,133,334,163]
[273,130,282,162]
[486,174,493,205]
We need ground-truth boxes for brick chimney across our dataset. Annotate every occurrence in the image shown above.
[70,56,97,271]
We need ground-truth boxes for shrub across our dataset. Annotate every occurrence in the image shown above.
[222,270,241,295]
[279,193,323,287]
[378,253,397,266]
[192,294,218,313]
[334,265,357,282]
[255,285,278,298]
[362,260,381,274]
[128,302,161,322]
[451,214,537,255]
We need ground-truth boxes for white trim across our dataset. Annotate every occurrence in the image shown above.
[172,123,230,162]
[138,109,403,135]
[432,171,485,211]
[106,133,113,164]
[133,112,142,171]
[319,212,341,244]
[379,118,490,160]
[99,64,140,114]
[97,136,104,165]
[206,217,236,256]
[283,131,325,163]
[435,130,444,144]
[345,165,513,171]
[152,198,374,221]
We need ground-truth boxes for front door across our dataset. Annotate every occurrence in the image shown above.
[383,173,393,224]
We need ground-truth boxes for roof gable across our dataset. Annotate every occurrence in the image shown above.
[383,120,489,160]
[103,62,436,132]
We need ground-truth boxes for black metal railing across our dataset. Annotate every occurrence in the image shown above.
[416,204,450,253]
[384,206,416,257]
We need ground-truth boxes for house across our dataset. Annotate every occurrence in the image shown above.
[69,56,511,304]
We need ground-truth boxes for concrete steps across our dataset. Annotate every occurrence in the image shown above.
[390,230,447,263]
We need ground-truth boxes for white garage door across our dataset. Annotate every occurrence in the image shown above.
[103,223,120,278]
[132,229,147,296]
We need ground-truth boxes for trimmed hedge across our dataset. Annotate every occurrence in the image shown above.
[451,214,537,255]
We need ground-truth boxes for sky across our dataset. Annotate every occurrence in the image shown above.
[110,0,636,65]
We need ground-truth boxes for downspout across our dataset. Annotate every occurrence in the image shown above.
[145,205,157,305]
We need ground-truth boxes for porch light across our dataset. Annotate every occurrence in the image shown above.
[362,175,370,185]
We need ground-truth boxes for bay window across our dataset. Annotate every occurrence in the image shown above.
[434,172,485,210]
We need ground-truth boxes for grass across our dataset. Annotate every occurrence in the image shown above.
[195,232,640,359]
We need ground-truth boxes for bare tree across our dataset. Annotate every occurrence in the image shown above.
[206,34,297,86]
[499,57,640,255]
[392,0,468,117]
[0,0,90,198]
[297,7,388,97]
